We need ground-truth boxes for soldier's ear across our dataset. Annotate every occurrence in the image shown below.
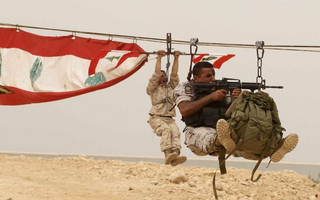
[193,75,199,82]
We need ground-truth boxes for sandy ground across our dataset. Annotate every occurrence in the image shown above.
[0,154,319,200]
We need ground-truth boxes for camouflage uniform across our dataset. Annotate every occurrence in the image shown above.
[173,81,259,160]
[147,72,181,152]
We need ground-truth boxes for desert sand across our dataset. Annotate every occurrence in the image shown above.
[0,154,319,200]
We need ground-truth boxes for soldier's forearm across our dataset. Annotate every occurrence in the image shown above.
[171,58,179,76]
[178,94,213,117]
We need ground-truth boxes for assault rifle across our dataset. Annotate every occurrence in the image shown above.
[193,78,283,98]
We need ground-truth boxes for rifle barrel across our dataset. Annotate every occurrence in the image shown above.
[264,85,284,89]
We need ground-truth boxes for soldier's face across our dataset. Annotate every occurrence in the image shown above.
[194,68,215,83]
[159,72,168,85]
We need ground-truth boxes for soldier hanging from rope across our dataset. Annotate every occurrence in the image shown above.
[172,40,299,199]
[146,50,187,166]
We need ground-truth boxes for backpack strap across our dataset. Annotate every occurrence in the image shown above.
[251,138,272,182]
[213,147,227,200]
[213,141,243,200]
[251,158,263,182]
[218,147,227,174]
[213,147,233,200]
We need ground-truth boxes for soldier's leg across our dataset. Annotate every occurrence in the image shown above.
[270,133,299,162]
[148,116,177,164]
[148,116,172,152]
[216,119,236,152]
[166,120,186,166]
[167,119,181,151]
[184,126,222,156]
[232,133,299,161]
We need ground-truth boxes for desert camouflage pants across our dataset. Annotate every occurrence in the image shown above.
[184,126,259,160]
[184,126,220,156]
[148,115,181,152]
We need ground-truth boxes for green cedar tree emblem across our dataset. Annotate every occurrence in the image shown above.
[201,56,217,62]
[105,56,120,62]
[30,57,43,85]
[85,72,107,87]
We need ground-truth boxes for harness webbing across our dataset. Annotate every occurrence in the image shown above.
[164,33,172,113]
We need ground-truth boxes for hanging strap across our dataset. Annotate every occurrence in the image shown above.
[255,41,265,90]
[251,135,273,182]
[164,33,172,113]
[218,147,227,175]
[213,127,246,200]
[187,38,198,81]
[166,33,172,77]
[213,144,240,200]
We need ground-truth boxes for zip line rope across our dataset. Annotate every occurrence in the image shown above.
[1,22,320,53]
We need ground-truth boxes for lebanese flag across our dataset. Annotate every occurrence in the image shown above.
[192,53,235,69]
[0,27,148,105]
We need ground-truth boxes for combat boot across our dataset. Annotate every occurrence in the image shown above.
[271,133,299,162]
[216,119,236,152]
[170,149,187,166]
[164,149,178,165]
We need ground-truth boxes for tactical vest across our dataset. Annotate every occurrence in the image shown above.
[182,81,230,128]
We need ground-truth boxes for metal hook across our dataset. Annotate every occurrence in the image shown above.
[72,32,76,40]
[133,37,137,44]
[187,37,199,81]
[16,24,20,32]
[190,37,199,46]
[255,40,265,86]
[108,35,113,41]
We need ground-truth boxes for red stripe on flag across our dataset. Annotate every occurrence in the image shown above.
[192,54,209,63]
[0,27,144,59]
[88,51,142,75]
[88,50,110,75]
[114,52,141,69]
[213,54,235,69]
